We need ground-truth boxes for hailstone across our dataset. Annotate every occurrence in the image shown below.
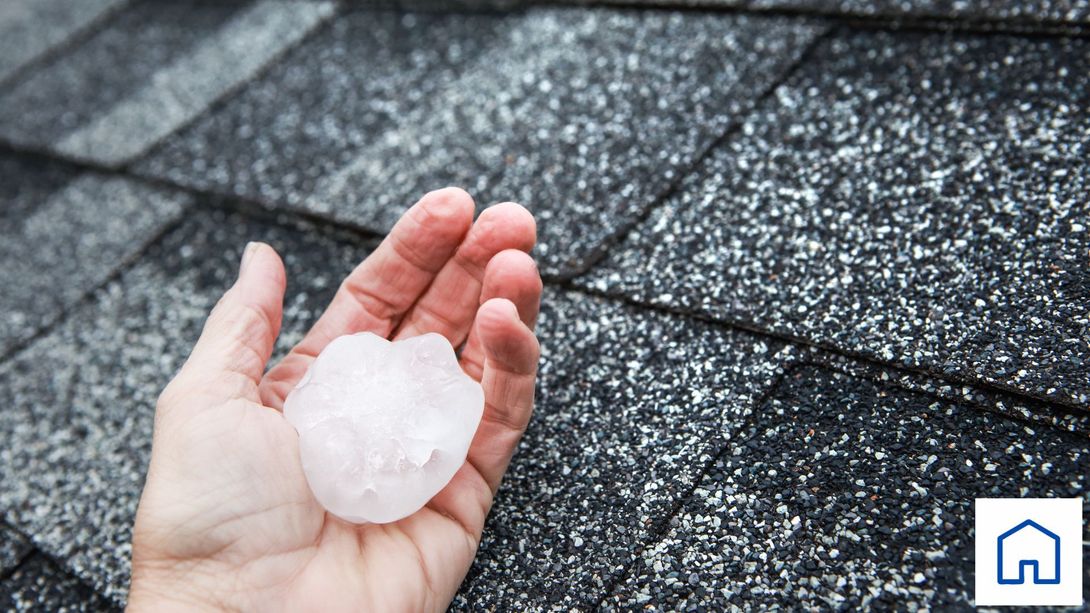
[284,332,484,524]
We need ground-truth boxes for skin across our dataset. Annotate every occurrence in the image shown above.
[128,188,543,612]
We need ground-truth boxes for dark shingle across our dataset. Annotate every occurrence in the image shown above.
[0,525,32,576]
[1,554,117,612]
[136,7,825,276]
[581,30,1090,409]
[581,0,1090,26]
[608,365,1090,609]
[0,0,335,166]
[0,155,189,355]
[454,289,794,608]
[0,0,128,85]
[0,208,377,602]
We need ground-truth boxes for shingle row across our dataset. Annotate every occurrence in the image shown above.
[0,0,335,166]
[0,153,189,356]
[0,1,1087,608]
[606,365,1090,609]
[136,7,825,277]
[580,29,1090,410]
[0,0,129,85]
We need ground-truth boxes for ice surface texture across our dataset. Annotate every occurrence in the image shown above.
[284,332,484,524]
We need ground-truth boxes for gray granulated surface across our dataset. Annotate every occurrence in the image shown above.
[0,0,334,166]
[454,289,794,608]
[606,365,1089,609]
[3,1,1089,609]
[0,159,189,355]
[0,0,128,84]
[0,525,32,575]
[137,7,825,276]
[582,30,1090,409]
[1,554,119,613]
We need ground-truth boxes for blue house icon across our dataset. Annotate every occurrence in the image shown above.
[996,519,1061,585]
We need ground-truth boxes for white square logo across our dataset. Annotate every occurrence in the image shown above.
[975,498,1083,606]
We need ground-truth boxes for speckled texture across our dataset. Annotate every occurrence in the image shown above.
[0,0,128,85]
[582,30,1090,410]
[0,159,190,355]
[0,525,32,575]
[586,0,1090,25]
[1,554,119,612]
[2,1,1090,609]
[804,346,1090,436]
[453,289,795,608]
[0,0,335,166]
[607,365,1090,610]
[756,0,1090,23]
[0,209,376,603]
[136,8,824,276]
[136,10,509,209]
[0,153,77,224]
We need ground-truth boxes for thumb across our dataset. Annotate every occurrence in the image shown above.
[176,242,287,402]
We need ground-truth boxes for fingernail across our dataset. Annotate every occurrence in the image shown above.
[238,242,258,278]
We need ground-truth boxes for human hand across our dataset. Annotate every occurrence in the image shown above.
[128,188,542,611]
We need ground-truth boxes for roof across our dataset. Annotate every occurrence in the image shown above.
[0,0,1087,609]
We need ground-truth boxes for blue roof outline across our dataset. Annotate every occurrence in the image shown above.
[996,519,1061,585]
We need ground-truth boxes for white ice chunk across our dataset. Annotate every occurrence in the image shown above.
[284,332,484,524]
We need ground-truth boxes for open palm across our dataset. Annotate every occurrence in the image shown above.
[129,188,542,611]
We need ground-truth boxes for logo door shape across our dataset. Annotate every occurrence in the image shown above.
[996,519,1061,585]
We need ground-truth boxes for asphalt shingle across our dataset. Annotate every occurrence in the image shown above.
[1,1,1088,609]
[597,0,1090,25]
[805,347,1090,435]
[0,208,376,602]
[137,7,825,276]
[0,525,32,576]
[138,10,508,211]
[0,0,128,85]
[582,30,1090,409]
[608,365,1090,609]
[747,0,1090,23]
[1,554,118,613]
[0,0,334,166]
[0,155,189,355]
[454,289,794,608]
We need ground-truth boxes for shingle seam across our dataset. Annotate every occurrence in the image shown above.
[803,358,1090,437]
[98,1,344,170]
[126,163,399,243]
[0,550,34,584]
[801,348,1090,436]
[389,0,533,17]
[0,208,191,368]
[0,527,34,583]
[179,185,392,249]
[0,0,136,92]
[591,362,799,609]
[591,356,1085,606]
[540,0,1090,34]
[834,14,1090,38]
[554,22,835,281]
[0,140,389,250]
[1,549,115,606]
[557,279,1090,417]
